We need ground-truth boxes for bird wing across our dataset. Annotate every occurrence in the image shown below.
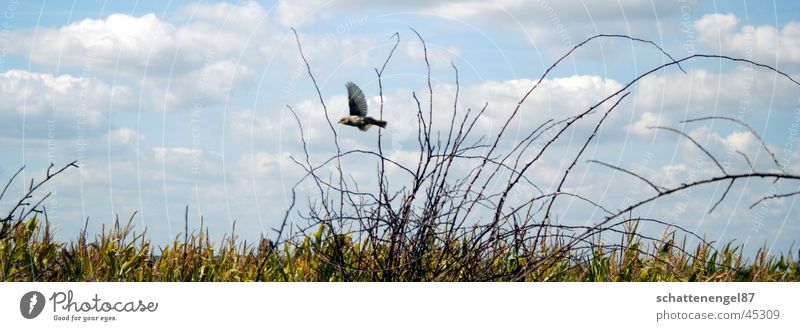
[346,82,368,117]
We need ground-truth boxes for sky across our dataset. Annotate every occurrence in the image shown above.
[0,0,799,256]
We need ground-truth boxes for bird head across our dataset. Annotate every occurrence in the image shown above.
[338,117,347,124]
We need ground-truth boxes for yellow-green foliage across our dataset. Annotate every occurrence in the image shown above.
[1,218,798,281]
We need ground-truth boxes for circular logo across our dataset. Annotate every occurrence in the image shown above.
[20,291,45,319]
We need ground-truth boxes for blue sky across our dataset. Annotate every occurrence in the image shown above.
[1,0,799,256]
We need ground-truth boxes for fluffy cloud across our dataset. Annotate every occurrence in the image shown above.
[694,13,800,66]
[6,1,401,110]
[459,75,624,135]
[0,70,133,138]
[627,111,661,136]
[13,13,177,73]
[149,59,253,109]
[10,2,270,74]
[628,66,798,125]
[7,1,271,109]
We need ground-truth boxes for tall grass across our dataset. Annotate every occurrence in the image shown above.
[1,217,797,281]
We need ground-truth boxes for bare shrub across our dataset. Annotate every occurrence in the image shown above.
[283,30,800,281]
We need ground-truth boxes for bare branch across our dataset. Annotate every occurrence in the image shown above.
[586,160,663,193]
[708,179,735,214]
[648,126,727,175]
[683,115,784,176]
[750,189,800,209]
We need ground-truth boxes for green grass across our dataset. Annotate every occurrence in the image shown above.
[1,217,797,281]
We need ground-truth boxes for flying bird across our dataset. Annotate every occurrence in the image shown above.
[338,82,387,131]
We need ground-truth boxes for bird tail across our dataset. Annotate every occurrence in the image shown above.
[366,117,387,129]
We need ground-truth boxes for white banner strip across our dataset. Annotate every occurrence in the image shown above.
[1,282,796,330]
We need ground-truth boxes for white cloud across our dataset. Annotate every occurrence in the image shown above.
[627,111,661,136]
[275,0,332,27]
[8,1,273,110]
[0,70,134,138]
[694,13,739,43]
[150,59,254,109]
[14,13,177,73]
[459,76,624,134]
[102,127,147,157]
[694,13,800,65]
[7,1,398,110]
[668,126,765,175]
[11,2,271,75]
[629,67,798,126]
[724,130,754,151]
[108,128,141,145]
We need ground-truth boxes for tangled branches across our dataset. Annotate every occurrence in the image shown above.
[0,161,78,240]
[283,30,800,281]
